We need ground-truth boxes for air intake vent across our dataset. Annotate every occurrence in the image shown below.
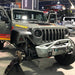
[42,29,65,42]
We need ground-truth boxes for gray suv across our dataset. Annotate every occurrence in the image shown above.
[0,7,75,66]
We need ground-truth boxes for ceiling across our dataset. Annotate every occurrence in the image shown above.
[40,0,75,2]
[40,0,58,1]
[39,0,75,8]
[0,0,75,8]
[39,0,75,5]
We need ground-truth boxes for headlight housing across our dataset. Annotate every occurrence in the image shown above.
[34,29,42,37]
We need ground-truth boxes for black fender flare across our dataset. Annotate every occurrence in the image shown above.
[10,29,32,44]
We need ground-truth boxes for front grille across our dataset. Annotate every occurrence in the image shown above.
[42,29,65,42]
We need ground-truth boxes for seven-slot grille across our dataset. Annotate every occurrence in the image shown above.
[42,29,65,41]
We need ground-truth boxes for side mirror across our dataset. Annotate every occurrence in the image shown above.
[1,16,9,22]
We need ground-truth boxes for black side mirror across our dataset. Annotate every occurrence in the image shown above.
[1,16,9,23]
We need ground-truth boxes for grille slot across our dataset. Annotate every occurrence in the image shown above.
[42,30,45,41]
[50,29,52,40]
[42,29,65,42]
[46,29,48,41]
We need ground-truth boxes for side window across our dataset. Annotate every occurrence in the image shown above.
[0,10,2,21]
[7,10,11,19]
[0,9,7,21]
[36,14,42,20]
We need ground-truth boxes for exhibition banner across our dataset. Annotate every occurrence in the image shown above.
[22,0,32,9]
[22,0,39,10]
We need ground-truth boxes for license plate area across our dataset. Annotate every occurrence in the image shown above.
[55,47,67,51]
[51,47,69,56]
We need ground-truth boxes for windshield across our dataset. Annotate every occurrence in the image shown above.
[13,9,47,22]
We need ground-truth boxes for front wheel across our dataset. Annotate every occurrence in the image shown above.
[54,53,75,66]
[55,39,75,66]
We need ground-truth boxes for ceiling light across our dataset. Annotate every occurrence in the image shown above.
[71,5,74,9]
[57,1,60,5]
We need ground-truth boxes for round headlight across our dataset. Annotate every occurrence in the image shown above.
[34,29,42,37]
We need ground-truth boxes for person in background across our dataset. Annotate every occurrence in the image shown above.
[57,20,62,25]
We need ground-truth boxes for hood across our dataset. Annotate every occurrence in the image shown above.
[12,20,67,29]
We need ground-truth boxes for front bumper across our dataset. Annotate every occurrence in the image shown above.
[36,39,74,57]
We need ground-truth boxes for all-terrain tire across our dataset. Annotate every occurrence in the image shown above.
[55,39,75,66]
[55,53,75,66]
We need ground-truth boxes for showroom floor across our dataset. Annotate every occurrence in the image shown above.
[0,37,75,75]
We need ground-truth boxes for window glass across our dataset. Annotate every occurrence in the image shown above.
[13,10,47,21]
[0,10,4,21]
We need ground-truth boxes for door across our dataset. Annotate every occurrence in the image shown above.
[0,8,11,41]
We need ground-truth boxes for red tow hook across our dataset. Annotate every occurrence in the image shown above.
[11,26,14,31]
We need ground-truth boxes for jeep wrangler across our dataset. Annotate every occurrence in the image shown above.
[0,7,75,66]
